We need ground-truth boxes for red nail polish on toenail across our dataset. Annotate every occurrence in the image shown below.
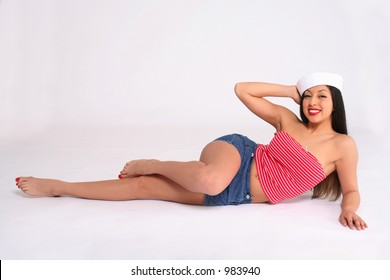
[15,178,20,182]
[118,174,123,179]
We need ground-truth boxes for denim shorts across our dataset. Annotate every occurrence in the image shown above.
[204,134,258,206]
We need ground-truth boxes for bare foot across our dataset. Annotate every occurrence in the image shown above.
[119,159,158,179]
[16,177,64,197]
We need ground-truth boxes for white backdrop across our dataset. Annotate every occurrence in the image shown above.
[1,0,389,138]
[1,0,390,261]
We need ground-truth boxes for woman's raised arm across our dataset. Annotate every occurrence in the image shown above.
[234,82,301,130]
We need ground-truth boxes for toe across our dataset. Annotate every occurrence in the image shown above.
[18,177,30,183]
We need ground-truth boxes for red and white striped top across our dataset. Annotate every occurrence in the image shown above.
[255,131,326,203]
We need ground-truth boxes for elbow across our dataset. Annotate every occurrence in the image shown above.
[234,82,246,98]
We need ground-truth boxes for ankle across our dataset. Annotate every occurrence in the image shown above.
[52,180,67,196]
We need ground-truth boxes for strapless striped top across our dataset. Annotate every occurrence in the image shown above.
[255,131,326,203]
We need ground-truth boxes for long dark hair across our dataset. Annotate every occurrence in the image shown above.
[299,86,347,200]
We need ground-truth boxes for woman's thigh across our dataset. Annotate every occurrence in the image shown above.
[198,140,242,188]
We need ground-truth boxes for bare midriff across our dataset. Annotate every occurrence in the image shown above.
[249,160,269,203]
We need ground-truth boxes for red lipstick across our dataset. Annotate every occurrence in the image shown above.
[308,109,321,116]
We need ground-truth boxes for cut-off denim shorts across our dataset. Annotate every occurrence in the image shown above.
[204,134,258,206]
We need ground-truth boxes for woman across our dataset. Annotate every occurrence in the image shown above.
[16,72,367,230]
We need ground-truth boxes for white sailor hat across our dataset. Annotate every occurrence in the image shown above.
[296,72,343,94]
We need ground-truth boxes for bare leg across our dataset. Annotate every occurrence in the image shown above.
[16,139,241,203]
[16,176,205,205]
[120,141,241,195]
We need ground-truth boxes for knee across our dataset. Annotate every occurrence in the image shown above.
[121,176,145,187]
[132,176,151,193]
[196,168,229,196]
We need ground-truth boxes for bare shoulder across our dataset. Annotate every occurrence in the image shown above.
[335,134,357,148]
[334,134,358,159]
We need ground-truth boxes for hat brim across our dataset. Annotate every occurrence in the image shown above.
[296,72,343,94]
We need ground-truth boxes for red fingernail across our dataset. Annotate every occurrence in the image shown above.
[15,178,20,182]
[118,174,123,179]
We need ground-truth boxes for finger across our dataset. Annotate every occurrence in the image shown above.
[360,220,368,230]
[359,220,367,230]
[354,219,362,231]
[347,217,355,230]
[354,215,368,230]
[339,216,348,227]
[349,215,361,230]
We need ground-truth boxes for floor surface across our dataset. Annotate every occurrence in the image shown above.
[1,124,389,259]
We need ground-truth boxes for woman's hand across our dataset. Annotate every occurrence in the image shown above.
[290,86,301,105]
[339,211,368,230]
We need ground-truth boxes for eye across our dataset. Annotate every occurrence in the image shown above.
[303,94,311,98]
[319,95,327,98]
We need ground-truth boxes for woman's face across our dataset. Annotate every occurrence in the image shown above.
[302,85,334,124]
